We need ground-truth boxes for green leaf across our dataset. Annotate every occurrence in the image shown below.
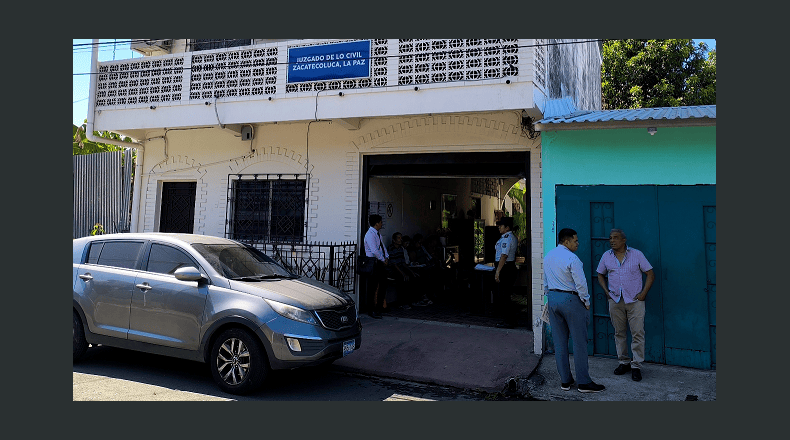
[72,124,129,156]
[602,39,715,109]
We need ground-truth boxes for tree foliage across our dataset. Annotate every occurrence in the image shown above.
[505,181,532,258]
[73,119,134,155]
[601,39,716,109]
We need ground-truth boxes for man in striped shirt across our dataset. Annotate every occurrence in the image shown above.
[596,228,655,382]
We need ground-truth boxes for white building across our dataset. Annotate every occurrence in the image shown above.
[86,39,602,354]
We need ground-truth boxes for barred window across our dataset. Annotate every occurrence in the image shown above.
[191,39,252,52]
[227,175,306,243]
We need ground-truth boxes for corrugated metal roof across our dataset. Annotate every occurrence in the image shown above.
[536,105,716,126]
[540,97,578,119]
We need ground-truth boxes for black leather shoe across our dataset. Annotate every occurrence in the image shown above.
[369,311,382,319]
[613,364,632,375]
[578,381,606,393]
[631,368,642,381]
[561,378,575,391]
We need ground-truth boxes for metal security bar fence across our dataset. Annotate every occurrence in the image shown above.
[73,150,134,238]
[249,241,358,294]
[94,39,532,109]
[225,174,308,243]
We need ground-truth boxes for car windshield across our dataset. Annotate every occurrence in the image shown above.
[191,243,297,280]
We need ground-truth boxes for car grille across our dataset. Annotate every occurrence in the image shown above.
[315,305,357,330]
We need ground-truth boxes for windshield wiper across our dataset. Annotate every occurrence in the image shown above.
[257,274,299,280]
[231,274,297,281]
[230,275,268,281]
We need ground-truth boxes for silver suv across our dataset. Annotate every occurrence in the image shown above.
[73,233,361,395]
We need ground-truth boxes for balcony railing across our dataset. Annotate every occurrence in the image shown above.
[94,39,542,110]
[247,240,358,295]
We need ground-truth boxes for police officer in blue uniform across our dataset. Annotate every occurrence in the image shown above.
[494,217,519,328]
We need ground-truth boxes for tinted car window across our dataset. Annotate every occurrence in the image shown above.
[147,244,197,275]
[192,244,295,280]
[95,241,144,269]
[86,242,104,264]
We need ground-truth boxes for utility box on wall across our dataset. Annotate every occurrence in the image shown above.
[241,125,253,141]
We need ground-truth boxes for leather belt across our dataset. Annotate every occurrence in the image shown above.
[549,289,578,296]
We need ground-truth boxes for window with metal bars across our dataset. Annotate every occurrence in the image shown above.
[226,175,307,243]
[191,39,252,52]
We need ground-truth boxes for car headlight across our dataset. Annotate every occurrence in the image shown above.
[264,299,317,325]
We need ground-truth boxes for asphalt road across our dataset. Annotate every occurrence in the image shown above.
[72,345,491,401]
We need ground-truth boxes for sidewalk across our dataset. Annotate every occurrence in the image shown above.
[332,315,539,393]
[331,315,716,401]
[525,353,717,401]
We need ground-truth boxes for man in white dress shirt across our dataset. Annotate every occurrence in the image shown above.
[364,214,389,319]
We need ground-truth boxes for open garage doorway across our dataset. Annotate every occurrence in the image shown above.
[359,151,533,329]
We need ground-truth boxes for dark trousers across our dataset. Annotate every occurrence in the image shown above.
[495,262,517,324]
[367,260,387,313]
[409,264,443,301]
[387,265,414,305]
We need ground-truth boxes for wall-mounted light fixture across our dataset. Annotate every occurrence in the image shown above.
[647,127,657,136]
[429,200,436,210]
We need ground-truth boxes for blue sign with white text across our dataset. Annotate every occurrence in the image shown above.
[287,40,371,84]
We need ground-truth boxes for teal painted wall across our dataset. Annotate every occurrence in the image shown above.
[542,125,716,253]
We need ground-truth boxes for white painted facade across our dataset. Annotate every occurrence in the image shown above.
[88,39,602,355]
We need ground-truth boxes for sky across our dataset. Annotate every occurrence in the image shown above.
[72,39,717,128]
[73,39,141,127]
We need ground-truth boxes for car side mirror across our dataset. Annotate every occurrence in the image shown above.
[174,266,205,282]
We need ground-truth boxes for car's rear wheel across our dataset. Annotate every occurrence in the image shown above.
[209,328,269,395]
[73,310,88,361]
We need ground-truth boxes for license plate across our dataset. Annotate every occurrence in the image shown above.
[342,339,355,357]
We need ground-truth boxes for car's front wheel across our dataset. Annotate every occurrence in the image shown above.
[209,328,269,395]
[73,310,88,361]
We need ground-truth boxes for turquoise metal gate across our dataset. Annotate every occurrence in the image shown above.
[554,185,716,370]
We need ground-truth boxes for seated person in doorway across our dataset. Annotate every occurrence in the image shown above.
[401,234,429,284]
[401,235,414,265]
[406,238,418,267]
[424,235,445,268]
[411,234,429,266]
[406,234,435,306]
[386,232,422,309]
[420,235,450,303]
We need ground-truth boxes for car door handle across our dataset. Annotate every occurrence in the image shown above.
[79,274,93,281]
[135,283,153,291]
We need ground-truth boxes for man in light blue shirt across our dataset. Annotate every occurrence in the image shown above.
[543,228,605,394]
